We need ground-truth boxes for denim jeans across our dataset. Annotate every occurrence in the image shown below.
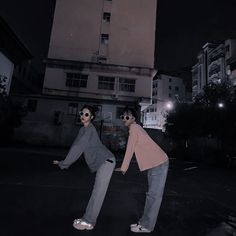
[139,160,169,231]
[82,157,116,225]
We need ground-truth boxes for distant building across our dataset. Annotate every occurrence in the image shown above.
[191,39,236,99]
[225,39,236,88]
[143,74,186,130]
[191,41,226,99]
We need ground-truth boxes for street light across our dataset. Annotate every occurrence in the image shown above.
[217,102,224,109]
[165,101,174,110]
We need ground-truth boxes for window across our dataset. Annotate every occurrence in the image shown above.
[101,34,109,44]
[119,78,135,92]
[116,107,124,119]
[68,103,78,115]
[65,73,88,88]
[27,99,37,112]
[175,86,179,91]
[169,86,172,90]
[169,78,172,82]
[103,12,111,22]
[98,76,115,90]
[169,93,172,98]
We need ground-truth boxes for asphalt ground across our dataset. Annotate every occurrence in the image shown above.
[0,147,236,236]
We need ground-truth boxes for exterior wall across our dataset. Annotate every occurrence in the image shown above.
[13,95,128,150]
[43,63,153,102]
[225,39,236,87]
[49,0,157,67]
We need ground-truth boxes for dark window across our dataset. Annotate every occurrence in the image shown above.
[65,73,88,88]
[68,103,78,115]
[169,78,172,82]
[101,34,109,44]
[27,99,37,112]
[175,86,179,91]
[116,107,124,119]
[169,86,172,90]
[119,78,135,92]
[98,76,115,90]
[103,12,111,22]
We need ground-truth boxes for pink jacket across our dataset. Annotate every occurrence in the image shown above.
[121,123,168,172]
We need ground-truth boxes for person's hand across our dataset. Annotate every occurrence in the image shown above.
[114,167,126,175]
[53,160,59,165]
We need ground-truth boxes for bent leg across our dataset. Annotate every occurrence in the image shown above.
[82,158,116,225]
[139,161,169,231]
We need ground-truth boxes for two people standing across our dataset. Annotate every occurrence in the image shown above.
[53,105,168,233]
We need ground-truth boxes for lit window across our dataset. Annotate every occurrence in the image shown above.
[101,34,109,44]
[98,76,115,90]
[65,73,88,88]
[119,78,135,92]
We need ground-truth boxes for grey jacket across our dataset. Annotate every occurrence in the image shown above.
[59,123,114,172]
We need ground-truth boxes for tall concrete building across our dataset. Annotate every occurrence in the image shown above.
[13,0,158,148]
[43,0,157,121]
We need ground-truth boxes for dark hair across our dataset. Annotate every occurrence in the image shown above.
[122,107,138,120]
[81,105,96,121]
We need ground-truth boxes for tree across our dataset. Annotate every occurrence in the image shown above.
[164,81,236,160]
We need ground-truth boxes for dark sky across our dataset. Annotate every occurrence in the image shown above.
[1,0,236,72]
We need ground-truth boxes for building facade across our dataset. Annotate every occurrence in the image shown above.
[14,0,158,148]
[143,74,186,130]
[192,39,235,99]
[43,0,157,115]
[225,39,236,88]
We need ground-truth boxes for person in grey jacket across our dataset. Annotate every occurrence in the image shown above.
[53,105,116,231]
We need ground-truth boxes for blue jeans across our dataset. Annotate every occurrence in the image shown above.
[139,160,169,231]
[82,157,116,225]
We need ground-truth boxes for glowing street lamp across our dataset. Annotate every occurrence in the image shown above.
[165,101,174,110]
[217,102,224,109]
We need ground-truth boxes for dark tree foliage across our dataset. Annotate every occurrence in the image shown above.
[165,81,236,140]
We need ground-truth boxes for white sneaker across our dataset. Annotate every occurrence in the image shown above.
[73,219,94,230]
[73,218,82,224]
[130,223,139,228]
[130,224,152,233]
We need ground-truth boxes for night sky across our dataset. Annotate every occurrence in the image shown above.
[1,0,236,72]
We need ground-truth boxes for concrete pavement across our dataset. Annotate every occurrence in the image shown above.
[0,146,236,236]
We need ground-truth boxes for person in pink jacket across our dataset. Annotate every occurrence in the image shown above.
[115,107,169,233]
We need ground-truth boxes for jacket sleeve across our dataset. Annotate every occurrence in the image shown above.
[120,125,138,172]
[58,127,91,169]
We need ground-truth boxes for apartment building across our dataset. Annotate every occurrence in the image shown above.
[143,74,186,130]
[14,0,158,147]
[192,41,226,99]
[43,0,157,121]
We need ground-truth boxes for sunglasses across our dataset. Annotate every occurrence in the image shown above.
[79,111,90,117]
[120,115,130,120]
